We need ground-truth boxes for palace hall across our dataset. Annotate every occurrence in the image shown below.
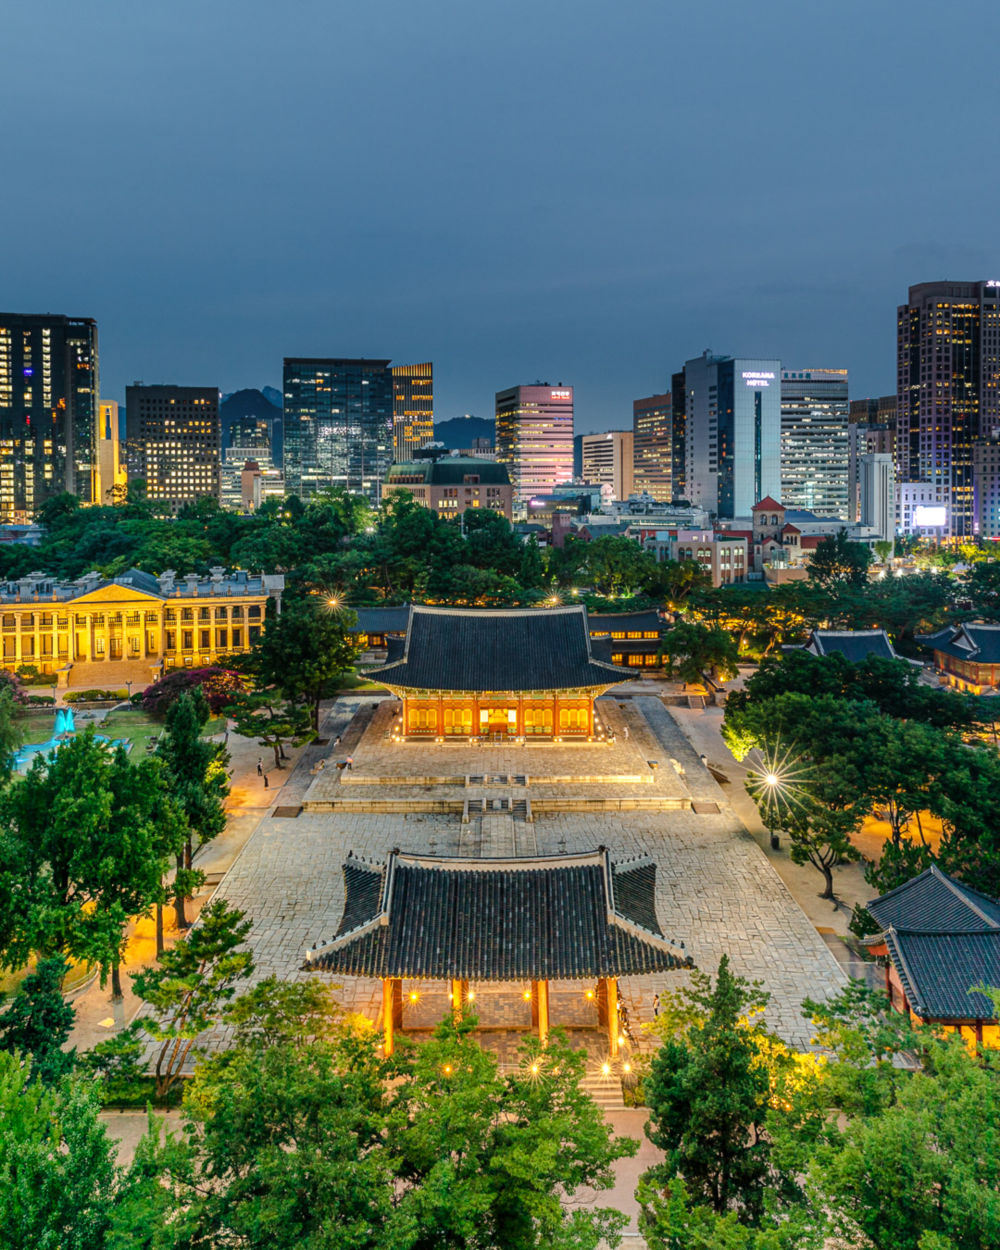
[368,604,628,740]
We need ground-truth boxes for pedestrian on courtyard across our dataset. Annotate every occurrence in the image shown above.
[346,756,353,771]
[263,773,269,789]
[334,736,341,748]
[652,993,660,1018]
[257,758,263,776]
[622,725,629,740]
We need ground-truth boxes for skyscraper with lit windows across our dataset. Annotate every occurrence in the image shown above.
[780,368,849,518]
[125,384,220,513]
[495,384,574,505]
[0,312,98,520]
[632,393,672,501]
[897,281,1000,537]
[283,357,393,501]
[391,362,434,461]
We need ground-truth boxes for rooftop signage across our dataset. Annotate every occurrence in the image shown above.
[742,370,775,388]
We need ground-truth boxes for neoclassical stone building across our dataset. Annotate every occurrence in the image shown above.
[0,567,283,688]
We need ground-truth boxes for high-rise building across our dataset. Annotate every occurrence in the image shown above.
[676,352,781,519]
[581,430,634,500]
[125,384,221,513]
[0,313,98,520]
[95,399,126,505]
[391,362,434,461]
[859,453,895,543]
[780,369,849,518]
[221,416,281,510]
[973,436,1000,539]
[848,420,896,522]
[850,395,897,427]
[632,393,672,501]
[897,281,1000,537]
[283,357,393,501]
[670,372,687,499]
[495,384,574,505]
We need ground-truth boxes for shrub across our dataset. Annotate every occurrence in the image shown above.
[141,666,244,717]
[24,695,55,706]
[64,688,128,703]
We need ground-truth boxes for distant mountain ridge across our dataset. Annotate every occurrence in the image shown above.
[433,415,495,449]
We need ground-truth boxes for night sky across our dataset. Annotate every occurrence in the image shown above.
[4,0,999,432]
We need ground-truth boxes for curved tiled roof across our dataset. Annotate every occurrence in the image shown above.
[351,605,411,635]
[877,929,1000,1020]
[920,623,1000,665]
[807,629,898,663]
[304,849,691,981]
[587,610,664,635]
[368,605,629,692]
[867,864,1000,933]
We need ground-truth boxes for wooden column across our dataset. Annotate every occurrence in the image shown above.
[533,979,550,1045]
[382,977,403,1055]
[451,978,469,1020]
[607,975,619,1058]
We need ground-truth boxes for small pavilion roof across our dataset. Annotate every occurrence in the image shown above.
[303,849,692,981]
[867,864,1000,933]
[367,605,629,692]
[350,604,412,635]
[805,629,899,663]
[919,623,1000,665]
[752,496,784,512]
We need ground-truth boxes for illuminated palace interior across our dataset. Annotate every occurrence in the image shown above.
[367,605,629,741]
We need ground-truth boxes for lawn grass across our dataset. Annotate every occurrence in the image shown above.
[99,709,164,756]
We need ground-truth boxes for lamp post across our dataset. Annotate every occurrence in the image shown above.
[125,679,133,704]
[764,772,780,849]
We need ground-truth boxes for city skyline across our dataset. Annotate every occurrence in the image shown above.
[5,2,999,436]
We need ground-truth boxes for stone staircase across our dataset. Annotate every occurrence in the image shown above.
[579,1071,626,1111]
[62,658,157,692]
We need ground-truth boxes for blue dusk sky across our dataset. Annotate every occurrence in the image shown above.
[2,0,999,432]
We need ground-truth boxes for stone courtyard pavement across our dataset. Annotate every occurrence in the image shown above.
[208,691,844,1052]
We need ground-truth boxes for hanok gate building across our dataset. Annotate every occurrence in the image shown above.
[304,848,691,1056]
[368,604,627,740]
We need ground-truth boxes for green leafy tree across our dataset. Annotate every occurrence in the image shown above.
[582,534,659,596]
[158,688,227,928]
[660,619,739,687]
[0,955,75,1085]
[803,986,1000,1250]
[642,957,805,1230]
[0,1050,133,1249]
[225,689,315,769]
[253,599,360,730]
[132,900,254,1100]
[806,529,872,586]
[0,685,24,782]
[0,734,187,992]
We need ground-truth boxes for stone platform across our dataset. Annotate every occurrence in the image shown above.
[206,693,845,1052]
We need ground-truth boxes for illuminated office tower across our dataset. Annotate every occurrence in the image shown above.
[95,399,126,505]
[125,384,221,513]
[0,313,98,520]
[495,384,574,504]
[632,393,672,501]
[897,280,1000,537]
[676,351,781,518]
[283,357,393,501]
[581,430,634,500]
[391,362,434,461]
[670,372,687,499]
[779,368,849,518]
[848,397,896,522]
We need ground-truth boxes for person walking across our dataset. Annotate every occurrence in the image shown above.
[334,735,341,748]
[257,758,263,776]
[263,773,269,789]
[622,724,629,741]
[345,756,354,771]
[652,992,660,1018]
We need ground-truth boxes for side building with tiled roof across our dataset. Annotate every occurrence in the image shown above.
[368,604,629,739]
[919,623,1000,694]
[863,865,1000,1047]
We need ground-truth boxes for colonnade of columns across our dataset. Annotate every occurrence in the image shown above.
[380,975,620,1058]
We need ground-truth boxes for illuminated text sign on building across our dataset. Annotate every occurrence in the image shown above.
[987,281,1000,289]
[741,371,776,388]
[550,390,572,399]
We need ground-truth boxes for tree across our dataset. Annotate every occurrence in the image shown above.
[0,955,75,1085]
[806,529,872,586]
[0,685,24,781]
[253,599,360,730]
[132,900,254,1100]
[582,535,659,596]
[142,1009,636,1249]
[225,689,315,769]
[158,688,227,929]
[0,734,187,992]
[804,987,1000,1250]
[648,557,713,611]
[873,539,893,564]
[642,957,806,1231]
[140,665,244,716]
[0,1051,134,1249]
[660,619,739,687]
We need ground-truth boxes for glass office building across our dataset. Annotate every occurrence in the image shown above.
[391,362,434,461]
[283,357,394,501]
[495,384,574,505]
[678,352,781,518]
[780,368,849,518]
[0,312,98,520]
[632,393,672,501]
